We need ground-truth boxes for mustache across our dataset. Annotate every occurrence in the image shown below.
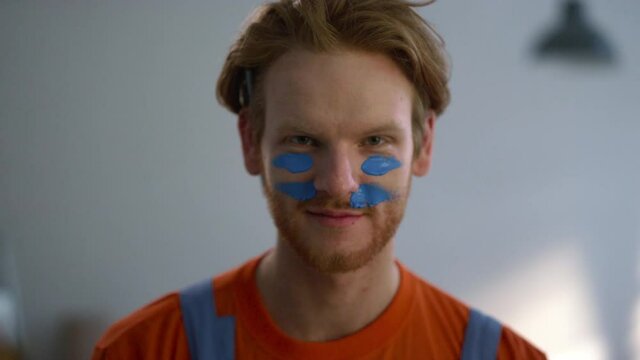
[297,193,374,214]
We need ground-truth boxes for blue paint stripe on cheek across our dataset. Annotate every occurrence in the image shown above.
[361,155,401,176]
[273,153,314,174]
[276,181,317,201]
[350,184,393,208]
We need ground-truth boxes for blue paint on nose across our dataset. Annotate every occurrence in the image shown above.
[350,184,393,208]
[361,155,401,176]
[276,181,317,201]
[273,153,313,174]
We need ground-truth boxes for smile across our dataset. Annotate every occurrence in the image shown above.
[305,208,364,228]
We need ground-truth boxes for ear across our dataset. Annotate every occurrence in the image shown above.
[238,109,262,176]
[412,111,436,177]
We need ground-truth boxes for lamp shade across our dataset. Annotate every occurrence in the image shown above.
[535,0,615,63]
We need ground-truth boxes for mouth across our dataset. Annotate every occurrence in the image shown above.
[305,208,364,227]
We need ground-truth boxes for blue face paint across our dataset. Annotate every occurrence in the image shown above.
[361,155,401,176]
[273,153,313,174]
[350,183,393,208]
[274,154,398,205]
[276,181,317,201]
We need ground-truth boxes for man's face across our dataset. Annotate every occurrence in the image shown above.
[242,49,433,273]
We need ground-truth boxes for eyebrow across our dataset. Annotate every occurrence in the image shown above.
[274,119,406,141]
[277,120,403,132]
[360,123,405,135]
[275,122,319,135]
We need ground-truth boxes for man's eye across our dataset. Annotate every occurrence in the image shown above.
[289,136,315,146]
[364,136,385,146]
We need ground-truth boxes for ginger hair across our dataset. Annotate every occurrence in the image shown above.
[216,0,450,156]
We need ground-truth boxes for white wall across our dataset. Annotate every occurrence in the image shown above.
[1,1,638,359]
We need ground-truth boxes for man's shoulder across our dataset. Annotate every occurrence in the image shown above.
[91,258,258,358]
[105,292,181,338]
[92,291,189,359]
[401,264,547,359]
[401,264,470,321]
[499,325,547,359]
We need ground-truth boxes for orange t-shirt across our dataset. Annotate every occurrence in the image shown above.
[92,256,546,359]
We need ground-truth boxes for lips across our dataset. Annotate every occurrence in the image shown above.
[307,208,362,217]
[305,208,364,227]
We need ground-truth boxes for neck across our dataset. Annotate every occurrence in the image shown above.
[256,237,400,342]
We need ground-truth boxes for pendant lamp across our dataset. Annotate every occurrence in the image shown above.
[535,0,615,64]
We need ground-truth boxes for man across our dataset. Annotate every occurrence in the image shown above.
[93,1,546,359]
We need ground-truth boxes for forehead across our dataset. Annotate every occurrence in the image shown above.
[262,49,414,135]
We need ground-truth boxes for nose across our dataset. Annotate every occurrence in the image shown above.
[313,147,359,198]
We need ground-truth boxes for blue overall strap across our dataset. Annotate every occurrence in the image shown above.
[460,308,502,360]
[179,279,236,360]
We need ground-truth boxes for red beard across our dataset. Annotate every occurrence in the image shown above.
[262,181,409,273]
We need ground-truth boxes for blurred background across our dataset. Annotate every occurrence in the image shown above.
[1,0,638,359]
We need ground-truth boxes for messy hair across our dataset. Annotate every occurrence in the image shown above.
[216,0,450,156]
